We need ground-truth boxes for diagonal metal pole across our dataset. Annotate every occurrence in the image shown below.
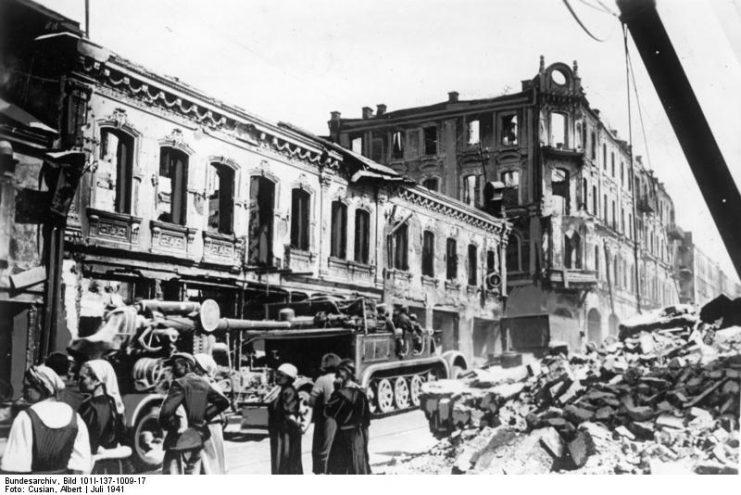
[617,0,741,279]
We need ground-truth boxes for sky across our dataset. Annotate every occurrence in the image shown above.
[35,0,741,283]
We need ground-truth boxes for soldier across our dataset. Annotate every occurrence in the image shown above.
[309,353,341,474]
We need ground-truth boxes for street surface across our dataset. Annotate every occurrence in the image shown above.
[223,409,437,474]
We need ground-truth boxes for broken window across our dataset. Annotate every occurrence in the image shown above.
[550,112,567,148]
[444,238,457,281]
[290,188,310,250]
[371,134,386,162]
[351,136,363,154]
[551,168,569,214]
[98,128,134,214]
[207,163,235,235]
[501,114,518,146]
[422,231,435,277]
[423,126,438,155]
[387,223,409,271]
[330,201,347,259]
[422,177,439,192]
[467,119,480,145]
[391,131,404,159]
[564,231,582,269]
[248,176,275,266]
[463,174,480,207]
[354,209,370,264]
[158,147,188,225]
[468,244,478,286]
[501,170,519,206]
[506,234,521,272]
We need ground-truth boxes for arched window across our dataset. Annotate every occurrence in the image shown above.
[422,231,435,277]
[550,112,567,148]
[99,128,135,214]
[158,146,189,225]
[208,163,235,235]
[290,188,311,250]
[354,209,370,264]
[330,201,348,259]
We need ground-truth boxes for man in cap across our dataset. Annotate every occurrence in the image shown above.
[308,353,341,474]
[159,352,230,475]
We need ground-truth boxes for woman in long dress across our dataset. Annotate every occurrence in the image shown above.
[1,365,91,474]
[77,359,127,473]
[267,363,303,474]
[325,360,371,475]
[193,353,228,474]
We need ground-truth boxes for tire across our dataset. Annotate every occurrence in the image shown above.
[131,406,165,472]
[393,376,410,409]
[450,365,465,379]
[376,378,395,413]
[297,389,313,434]
[409,375,424,407]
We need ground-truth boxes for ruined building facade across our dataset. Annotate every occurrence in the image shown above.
[329,58,685,351]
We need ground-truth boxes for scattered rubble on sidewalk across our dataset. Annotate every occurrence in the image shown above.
[381,302,741,475]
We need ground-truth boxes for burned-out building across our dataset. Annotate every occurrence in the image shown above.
[329,57,687,352]
[675,231,741,307]
[0,0,509,401]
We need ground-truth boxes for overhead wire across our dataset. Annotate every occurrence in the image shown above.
[562,0,609,42]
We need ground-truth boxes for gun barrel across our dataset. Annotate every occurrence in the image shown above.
[217,318,293,331]
[137,300,201,315]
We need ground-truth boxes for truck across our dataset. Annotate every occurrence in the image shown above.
[76,295,468,471]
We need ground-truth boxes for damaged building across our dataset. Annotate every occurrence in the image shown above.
[0,0,510,405]
[327,57,708,355]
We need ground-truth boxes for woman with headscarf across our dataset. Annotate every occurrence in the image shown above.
[77,360,126,462]
[325,359,371,475]
[0,365,92,474]
[193,353,228,474]
[267,363,303,474]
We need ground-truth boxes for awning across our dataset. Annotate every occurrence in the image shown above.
[0,97,57,135]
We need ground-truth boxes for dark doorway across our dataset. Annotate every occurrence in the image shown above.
[249,176,275,266]
[433,310,459,352]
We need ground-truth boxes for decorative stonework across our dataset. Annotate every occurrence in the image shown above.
[285,247,316,274]
[202,231,243,268]
[150,220,196,257]
[445,280,461,292]
[421,275,439,288]
[86,208,142,245]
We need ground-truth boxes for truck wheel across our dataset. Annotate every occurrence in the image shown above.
[298,389,313,434]
[394,377,410,409]
[409,375,424,407]
[131,406,165,472]
[376,378,395,413]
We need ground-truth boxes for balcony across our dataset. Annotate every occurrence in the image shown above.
[637,196,654,214]
[86,208,142,248]
[283,247,316,274]
[328,257,374,285]
[150,220,197,258]
[202,231,243,268]
[548,268,598,290]
[666,223,684,241]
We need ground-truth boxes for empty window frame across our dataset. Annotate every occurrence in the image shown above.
[611,200,616,229]
[501,114,518,146]
[158,147,189,225]
[391,131,404,159]
[594,244,600,274]
[552,168,569,214]
[467,119,480,145]
[463,174,480,207]
[422,231,435,277]
[590,131,596,160]
[388,223,409,270]
[100,128,135,215]
[330,201,348,259]
[467,244,478,286]
[354,209,370,264]
[486,250,496,274]
[564,231,582,269]
[506,234,521,272]
[423,126,438,155]
[581,178,588,211]
[592,185,598,215]
[248,176,275,266]
[351,135,363,154]
[442,238,456,281]
[550,112,567,148]
[501,170,519,205]
[208,163,235,235]
[422,177,440,192]
[603,194,608,221]
[290,188,311,250]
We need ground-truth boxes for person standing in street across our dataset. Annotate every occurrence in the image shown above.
[1,365,91,474]
[308,353,341,474]
[159,352,230,475]
[78,360,126,454]
[325,359,371,475]
[193,353,228,474]
[267,363,303,474]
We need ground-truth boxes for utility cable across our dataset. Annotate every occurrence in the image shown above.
[627,51,654,171]
[562,0,610,42]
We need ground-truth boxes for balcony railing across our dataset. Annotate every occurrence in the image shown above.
[150,220,197,258]
[202,231,243,268]
[86,208,142,247]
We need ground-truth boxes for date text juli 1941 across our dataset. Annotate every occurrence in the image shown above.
[4,476,147,493]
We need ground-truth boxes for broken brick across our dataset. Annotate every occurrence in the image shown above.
[567,430,591,468]
[656,414,685,430]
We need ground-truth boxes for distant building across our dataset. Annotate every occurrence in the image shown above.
[329,57,684,351]
[676,231,741,307]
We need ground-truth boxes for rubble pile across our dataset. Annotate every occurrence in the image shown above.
[403,305,741,475]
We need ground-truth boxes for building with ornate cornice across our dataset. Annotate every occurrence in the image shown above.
[329,57,685,352]
[0,0,509,390]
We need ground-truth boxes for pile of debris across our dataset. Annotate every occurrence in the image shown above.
[409,303,741,475]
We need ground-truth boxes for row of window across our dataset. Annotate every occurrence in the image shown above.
[387,225,498,286]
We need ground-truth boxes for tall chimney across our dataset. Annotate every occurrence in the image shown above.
[362,106,374,119]
[328,111,342,142]
[376,104,387,116]
[448,91,459,103]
